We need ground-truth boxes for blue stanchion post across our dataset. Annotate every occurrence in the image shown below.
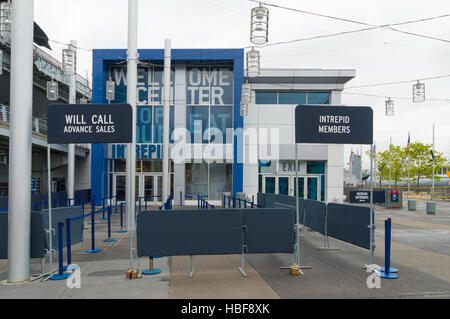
[378,218,399,279]
[117,202,127,233]
[228,196,231,208]
[50,222,70,280]
[65,218,72,270]
[142,256,161,275]
[100,198,106,220]
[86,207,101,253]
[104,205,116,242]
[180,191,183,206]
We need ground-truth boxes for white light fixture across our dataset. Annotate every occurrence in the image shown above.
[412,80,425,103]
[80,96,88,104]
[250,2,269,45]
[240,101,248,117]
[0,2,11,39]
[385,97,394,116]
[246,47,260,77]
[106,78,115,102]
[240,82,252,117]
[46,79,59,101]
[62,46,76,76]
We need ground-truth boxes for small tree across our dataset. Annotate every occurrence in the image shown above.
[376,145,408,186]
[408,142,447,187]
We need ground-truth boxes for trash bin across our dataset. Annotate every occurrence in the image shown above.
[426,202,436,214]
[408,200,416,211]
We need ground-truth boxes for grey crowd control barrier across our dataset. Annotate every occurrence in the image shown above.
[0,212,46,259]
[327,203,371,249]
[258,192,371,250]
[243,208,295,254]
[137,208,296,257]
[304,199,326,235]
[137,209,243,257]
[41,206,84,250]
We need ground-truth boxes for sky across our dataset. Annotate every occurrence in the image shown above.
[33,0,450,169]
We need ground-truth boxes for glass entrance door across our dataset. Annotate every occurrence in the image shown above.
[261,175,322,201]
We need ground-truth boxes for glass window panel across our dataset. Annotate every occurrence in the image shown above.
[185,162,208,196]
[279,92,306,104]
[114,159,126,172]
[142,160,162,172]
[209,163,232,200]
[308,92,330,104]
[153,105,174,143]
[186,67,233,106]
[186,106,209,143]
[307,161,325,174]
[255,92,277,104]
[294,177,305,198]
[279,177,289,195]
[265,177,275,193]
[210,106,232,144]
[136,106,152,143]
[307,177,318,200]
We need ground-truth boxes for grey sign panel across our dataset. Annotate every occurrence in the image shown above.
[47,104,132,144]
[137,209,243,257]
[41,207,84,250]
[0,212,45,259]
[243,208,295,254]
[295,105,373,144]
[304,199,326,235]
[327,203,371,249]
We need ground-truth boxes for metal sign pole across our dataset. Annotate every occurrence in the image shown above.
[369,144,375,265]
[295,143,300,266]
[47,144,54,276]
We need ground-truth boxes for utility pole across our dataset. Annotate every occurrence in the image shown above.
[126,0,138,268]
[162,39,171,205]
[8,0,34,283]
[67,40,77,204]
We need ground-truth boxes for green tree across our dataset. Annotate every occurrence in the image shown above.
[375,145,408,186]
[408,142,447,187]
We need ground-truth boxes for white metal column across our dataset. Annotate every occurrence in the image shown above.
[7,0,34,283]
[162,39,171,205]
[67,40,77,204]
[126,0,138,268]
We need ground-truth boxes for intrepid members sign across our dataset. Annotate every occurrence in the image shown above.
[295,105,373,144]
[47,104,132,143]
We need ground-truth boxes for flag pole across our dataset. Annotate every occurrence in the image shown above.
[407,131,410,193]
[389,136,392,189]
[432,124,435,198]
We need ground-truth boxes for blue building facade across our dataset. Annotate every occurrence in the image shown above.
[91,49,244,205]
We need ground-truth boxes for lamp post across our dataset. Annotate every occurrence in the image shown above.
[63,40,77,205]
[250,2,269,45]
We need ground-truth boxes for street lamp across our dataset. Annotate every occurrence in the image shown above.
[412,81,425,103]
[62,46,76,76]
[240,82,252,116]
[106,78,115,102]
[246,47,260,77]
[385,97,394,116]
[46,79,59,101]
[250,2,269,45]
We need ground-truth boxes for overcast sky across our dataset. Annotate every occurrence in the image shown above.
[34,0,450,169]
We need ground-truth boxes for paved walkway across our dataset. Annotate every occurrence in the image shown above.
[0,201,449,298]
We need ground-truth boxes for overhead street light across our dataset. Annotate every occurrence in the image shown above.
[385,97,394,116]
[412,80,425,103]
[250,2,269,45]
[46,79,58,101]
[106,78,115,102]
[246,47,260,77]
